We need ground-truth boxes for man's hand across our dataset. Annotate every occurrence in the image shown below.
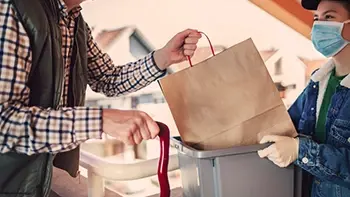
[154,29,202,70]
[102,109,160,145]
[257,135,299,168]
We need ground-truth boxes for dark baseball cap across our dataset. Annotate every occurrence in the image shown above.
[301,0,349,10]
[301,0,320,10]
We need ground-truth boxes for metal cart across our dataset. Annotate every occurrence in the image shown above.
[171,136,303,197]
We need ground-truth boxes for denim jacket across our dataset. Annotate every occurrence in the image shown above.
[288,60,350,197]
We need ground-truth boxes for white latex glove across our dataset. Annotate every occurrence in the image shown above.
[257,135,299,168]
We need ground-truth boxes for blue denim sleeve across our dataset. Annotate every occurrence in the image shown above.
[288,88,307,132]
[296,137,350,189]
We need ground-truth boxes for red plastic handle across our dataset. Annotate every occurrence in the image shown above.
[187,31,216,67]
[156,122,171,197]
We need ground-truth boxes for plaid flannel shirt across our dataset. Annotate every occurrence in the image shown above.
[0,0,165,155]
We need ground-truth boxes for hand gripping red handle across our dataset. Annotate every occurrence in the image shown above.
[156,121,171,197]
[187,31,216,67]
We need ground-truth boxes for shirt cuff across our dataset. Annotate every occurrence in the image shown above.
[145,51,167,80]
[296,137,318,168]
[73,107,103,142]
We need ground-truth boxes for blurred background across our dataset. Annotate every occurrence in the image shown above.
[52,1,327,196]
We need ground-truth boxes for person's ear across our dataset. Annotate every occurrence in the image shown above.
[342,20,350,41]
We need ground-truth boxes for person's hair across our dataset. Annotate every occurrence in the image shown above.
[324,0,350,14]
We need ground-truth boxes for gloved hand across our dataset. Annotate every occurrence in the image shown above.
[257,135,299,168]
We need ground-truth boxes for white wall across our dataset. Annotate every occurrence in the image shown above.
[264,50,306,107]
[282,55,306,106]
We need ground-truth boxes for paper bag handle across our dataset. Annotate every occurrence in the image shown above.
[156,121,171,197]
[187,31,216,67]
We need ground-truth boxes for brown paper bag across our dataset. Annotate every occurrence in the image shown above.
[159,38,297,150]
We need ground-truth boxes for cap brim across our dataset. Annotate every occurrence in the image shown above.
[301,0,320,10]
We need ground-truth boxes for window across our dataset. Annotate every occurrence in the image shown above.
[131,93,166,108]
[154,97,165,104]
[131,97,139,109]
[153,92,166,104]
[138,94,154,104]
[275,58,282,75]
[85,100,98,107]
[129,31,152,59]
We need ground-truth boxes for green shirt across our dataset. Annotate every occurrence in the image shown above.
[315,69,346,143]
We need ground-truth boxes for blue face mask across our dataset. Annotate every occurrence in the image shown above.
[311,20,350,57]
